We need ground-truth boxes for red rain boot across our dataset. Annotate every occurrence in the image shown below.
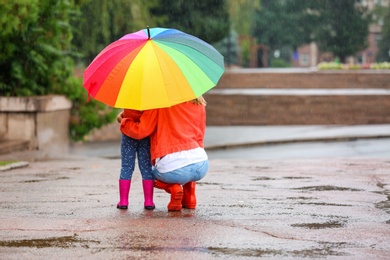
[117,180,131,209]
[182,182,197,209]
[154,180,171,191]
[155,180,183,211]
[142,180,155,210]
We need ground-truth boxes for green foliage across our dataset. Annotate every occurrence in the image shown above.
[310,0,371,62]
[0,161,17,167]
[0,0,76,96]
[149,0,230,44]
[253,0,307,50]
[371,62,390,69]
[72,0,155,63]
[60,76,117,141]
[377,5,390,62]
[228,0,260,35]
[317,62,390,70]
[271,59,291,68]
[252,0,310,67]
[252,0,371,64]
[0,0,116,141]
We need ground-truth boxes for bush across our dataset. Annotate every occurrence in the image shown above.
[62,77,118,141]
[271,58,291,68]
[370,62,390,69]
[0,1,116,141]
[317,62,343,70]
[318,61,390,70]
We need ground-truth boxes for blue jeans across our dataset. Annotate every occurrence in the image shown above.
[152,160,209,185]
[120,134,153,180]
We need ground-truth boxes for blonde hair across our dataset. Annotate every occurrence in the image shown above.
[191,96,207,106]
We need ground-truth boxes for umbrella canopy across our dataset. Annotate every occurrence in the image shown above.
[83,27,225,110]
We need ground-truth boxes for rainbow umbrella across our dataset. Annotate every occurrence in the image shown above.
[83,27,225,110]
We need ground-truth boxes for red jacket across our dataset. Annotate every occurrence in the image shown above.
[123,109,142,121]
[120,101,206,163]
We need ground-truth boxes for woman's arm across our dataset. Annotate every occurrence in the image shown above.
[120,109,158,139]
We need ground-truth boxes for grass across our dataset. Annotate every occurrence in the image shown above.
[0,161,17,167]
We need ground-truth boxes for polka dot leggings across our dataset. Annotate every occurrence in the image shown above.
[120,134,153,180]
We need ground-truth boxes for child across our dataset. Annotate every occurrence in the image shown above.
[116,109,155,210]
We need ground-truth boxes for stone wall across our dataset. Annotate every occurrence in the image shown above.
[203,69,390,126]
[204,94,390,125]
[217,69,390,89]
[0,95,72,154]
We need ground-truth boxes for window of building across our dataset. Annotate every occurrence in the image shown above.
[375,34,382,47]
[357,54,365,64]
[300,54,310,66]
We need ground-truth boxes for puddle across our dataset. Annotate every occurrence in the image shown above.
[375,195,390,215]
[292,185,363,192]
[118,244,348,257]
[297,202,351,207]
[283,176,312,180]
[22,177,70,183]
[252,176,277,181]
[286,196,316,200]
[198,182,222,186]
[291,221,345,229]
[376,182,386,189]
[0,235,99,248]
[208,242,348,257]
[234,166,271,170]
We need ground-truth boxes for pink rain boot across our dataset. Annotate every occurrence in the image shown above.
[142,180,155,210]
[117,180,131,209]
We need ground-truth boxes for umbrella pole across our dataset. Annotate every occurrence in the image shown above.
[147,26,150,39]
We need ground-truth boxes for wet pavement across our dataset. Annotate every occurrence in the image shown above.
[0,126,390,259]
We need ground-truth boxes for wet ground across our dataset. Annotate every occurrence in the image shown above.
[0,156,389,259]
[1,125,390,259]
[207,138,390,160]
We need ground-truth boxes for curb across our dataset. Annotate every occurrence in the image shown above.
[205,134,390,150]
[0,161,29,172]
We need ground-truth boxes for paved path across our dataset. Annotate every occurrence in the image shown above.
[0,125,389,259]
[204,125,390,149]
[0,157,389,259]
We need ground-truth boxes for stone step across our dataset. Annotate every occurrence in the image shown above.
[0,140,30,155]
[217,69,390,89]
[204,90,390,125]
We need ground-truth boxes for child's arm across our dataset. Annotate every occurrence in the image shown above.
[116,111,124,123]
[120,109,157,139]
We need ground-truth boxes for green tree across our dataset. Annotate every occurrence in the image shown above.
[252,0,371,63]
[310,0,371,62]
[252,0,300,66]
[377,4,390,62]
[72,0,158,63]
[228,0,260,67]
[149,0,230,44]
[0,0,77,96]
[0,0,116,141]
